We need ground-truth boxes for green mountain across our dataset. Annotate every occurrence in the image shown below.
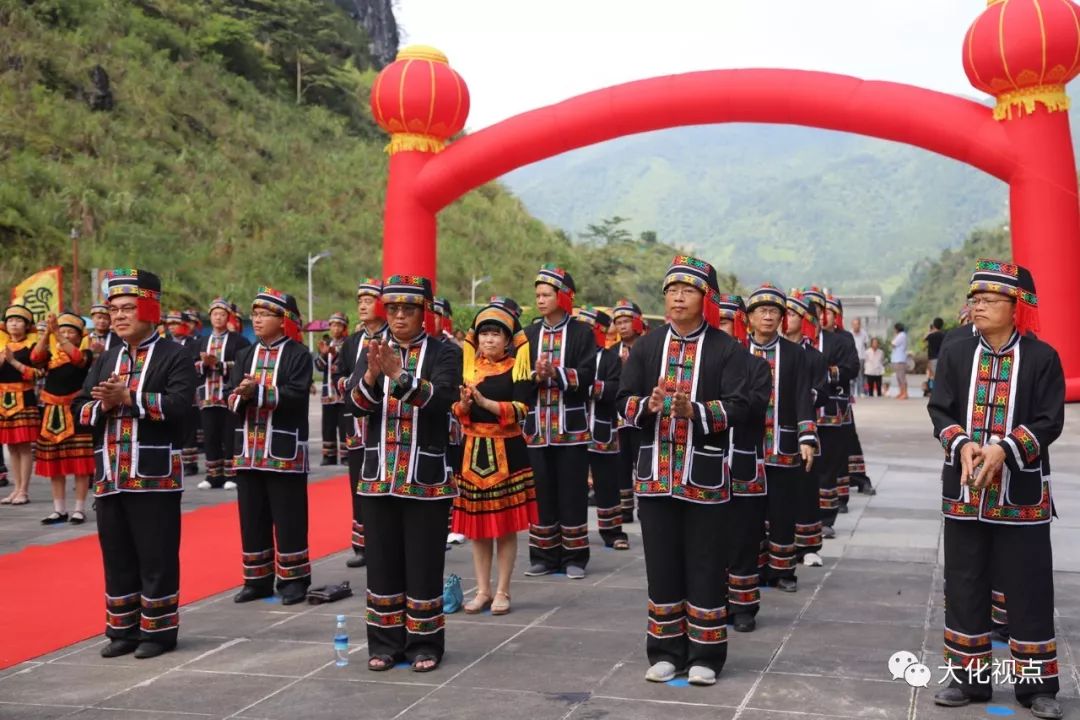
[504,102,1080,296]
[884,225,1010,334]
[0,0,677,321]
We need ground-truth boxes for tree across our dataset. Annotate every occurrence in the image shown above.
[580,215,633,245]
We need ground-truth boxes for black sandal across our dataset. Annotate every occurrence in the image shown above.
[411,654,439,673]
[41,511,69,525]
[367,654,395,672]
[70,511,86,525]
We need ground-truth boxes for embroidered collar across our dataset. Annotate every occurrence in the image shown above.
[258,335,288,350]
[670,322,706,341]
[388,331,427,349]
[750,333,780,351]
[363,322,388,339]
[210,330,227,339]
[542,314,569,331]
[978,330,1020,356]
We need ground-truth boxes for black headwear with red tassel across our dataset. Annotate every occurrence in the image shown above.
[968,258,1040,337]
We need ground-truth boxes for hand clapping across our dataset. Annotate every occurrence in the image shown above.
[91,374,131,412]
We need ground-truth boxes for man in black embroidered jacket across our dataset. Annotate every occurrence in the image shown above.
[745,285,817,595]
[195,298,249,490]
[523,264,597,579]
[577,306,628,550]
[347,275,460,673]
[929,259,1064,720]
[715,295,771,633]
[618,255,748,687]
[227,288,313,607]
[802,287,858,534]
[336,278,388,568]
[74,268,195,660]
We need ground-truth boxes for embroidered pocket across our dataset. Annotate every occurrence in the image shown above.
[688,445,728,489]
[136,445,173,478]
[268,428,299,461]
[415,449,451,486]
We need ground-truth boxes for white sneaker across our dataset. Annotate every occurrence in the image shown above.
[224,481,237,490]
[196,480,212,490]
[645,661,677,683]
[688,666,717,686]
[803,552,823,567]
[447,532,466,545]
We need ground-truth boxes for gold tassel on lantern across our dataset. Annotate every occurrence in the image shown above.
[994,84,1070,121]
[385,133,448,155]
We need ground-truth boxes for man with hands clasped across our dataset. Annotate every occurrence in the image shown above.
[929,260,1064,720]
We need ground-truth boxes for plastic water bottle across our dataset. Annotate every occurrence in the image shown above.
[333,615,349,667]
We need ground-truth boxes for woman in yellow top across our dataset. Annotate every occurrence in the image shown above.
[0,305,42,505]
[451,300,537,616]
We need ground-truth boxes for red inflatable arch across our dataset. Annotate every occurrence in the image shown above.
[370,1,1080,401]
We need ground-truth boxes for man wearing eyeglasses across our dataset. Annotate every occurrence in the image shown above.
[930,259,1065,719]
[227,288,313,607]
[74,269,196,660]
[347,275,459,673]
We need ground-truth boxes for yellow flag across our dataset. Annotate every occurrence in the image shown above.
[10,266,63,322]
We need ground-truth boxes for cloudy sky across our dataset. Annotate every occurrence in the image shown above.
[395,0,987,131]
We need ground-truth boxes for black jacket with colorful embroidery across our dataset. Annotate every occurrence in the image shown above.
[346,333,460,499]
[74,334,196,495]
[617,322,749,504]
[928,331,1064,525]
[522,315,597,446]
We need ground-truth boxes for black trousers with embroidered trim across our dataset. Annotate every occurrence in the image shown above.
[590,451,627,547]
[347,449,365,553]
[321,403,344,461]
[97,491,181,646]
[236,471,310,592]
[201,407,236,488]
[617,428,640,522]
[815,427,845,528]
[794,464,823,558]
[639,496,729,674]
[363,495,452,662]
[943,518,1058,702]
[528,444,590,570]
[728,494,766,618]
[764,465,801,581]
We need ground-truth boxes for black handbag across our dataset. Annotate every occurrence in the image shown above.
[306,580,353,604]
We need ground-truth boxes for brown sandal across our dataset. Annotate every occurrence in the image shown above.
[464,592,492,614]
[491,591,511,616]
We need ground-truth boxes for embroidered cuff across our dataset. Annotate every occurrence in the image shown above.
[254,384,278,410]
[694,399,728,434]
[400,376,434,408]
[798,420,818,447]
[556,367,578,391]
[938,424,970,462]
[228,392,244,414]
[138,393,165,421]
[79,399,101,426]
[352,380,380,413]
[336,377,349,397]
[592,380,604,398]
[621,396,646,426]
[1004,424,1040,470]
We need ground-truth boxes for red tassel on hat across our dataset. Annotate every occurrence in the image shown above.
[632,317,644,335]
[802,315,819,344]
[138,297,161,326]
[703,293,721,331]
[284,317,302,343]
[373,298,387,321]
[592,325,607,349]
[557,290,574,316]
[1015,300,1040,337]
[424,308,437,336]
[733,312,749,346]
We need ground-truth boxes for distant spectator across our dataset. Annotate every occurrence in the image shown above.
[891,322,909,399]
[850,317,869,396]
[864,337,885,397]
[923,318,945,396]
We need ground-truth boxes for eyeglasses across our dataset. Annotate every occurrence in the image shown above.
[385,304,421,317]
[967,297,1014,309]
[664,286,701,298]
[752,307,783,318]
[107,304,139,316]
[250,310,281,320]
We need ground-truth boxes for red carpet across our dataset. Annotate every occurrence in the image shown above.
[0,475,352,670]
